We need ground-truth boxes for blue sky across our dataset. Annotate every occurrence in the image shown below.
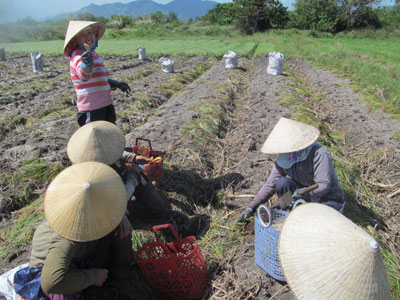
[0,0,396,24]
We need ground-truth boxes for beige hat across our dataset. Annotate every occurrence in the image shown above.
[64,20,106,56]
[260,117,320,154]
[44,162,126,242]
[67,121,126,165]
[278,203,391,300]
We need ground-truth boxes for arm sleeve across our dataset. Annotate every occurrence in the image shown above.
[308,148,332,201]
[41,238,98,295]
[248,163,284,210]
[72,54,92,82]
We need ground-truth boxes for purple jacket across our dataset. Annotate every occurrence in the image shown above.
[249,143,344,210]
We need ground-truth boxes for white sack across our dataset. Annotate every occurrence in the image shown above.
[223,50,238,69]
[267,52,284,75]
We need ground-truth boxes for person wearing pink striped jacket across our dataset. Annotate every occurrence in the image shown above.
[63,20,130,127]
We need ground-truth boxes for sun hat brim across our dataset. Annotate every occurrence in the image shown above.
[261,117,320,154]
[63,21,106,56]
[44,162,126,242]
[278,203,391,300]
[67,121,126,165]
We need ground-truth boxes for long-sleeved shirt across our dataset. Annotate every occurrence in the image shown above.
[249,143,344,210]
[29,221,99,294]
[70,49,112,112]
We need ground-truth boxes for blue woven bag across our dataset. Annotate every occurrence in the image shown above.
[254,204,288,282]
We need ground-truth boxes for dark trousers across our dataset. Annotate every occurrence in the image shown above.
[76,104,116,127]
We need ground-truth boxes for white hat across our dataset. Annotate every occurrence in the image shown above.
[64,20,106,56]
[278,203,391,300]
[261,117,320,154]
[44,162,126,242]
[67,121,126,165]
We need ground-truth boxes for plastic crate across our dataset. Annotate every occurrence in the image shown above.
[135,224,208,300]
[254,204,288,282]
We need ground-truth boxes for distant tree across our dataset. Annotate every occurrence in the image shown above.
[166,12,179,23]
[376,4,400,27]
[109,14,133,29]
[337,0,382,29]
[74,13,98,21]
[291,0,345,32]
[187,17,194,24]
[233,0,288,34]
[292,0,382,31]
[151,11,166,24]
[204,3,236,25]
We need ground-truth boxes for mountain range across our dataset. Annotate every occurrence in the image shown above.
[55,0,219,21]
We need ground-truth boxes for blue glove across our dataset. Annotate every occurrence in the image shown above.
[108,79,131,93]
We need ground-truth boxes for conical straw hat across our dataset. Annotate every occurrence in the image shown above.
[64,20,106,56]
[261,117,320,154]
[67,121,125,165]
[44,162,126,242]
[278,203,391,300]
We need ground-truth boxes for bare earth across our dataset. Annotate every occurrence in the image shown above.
[0,53,399,299]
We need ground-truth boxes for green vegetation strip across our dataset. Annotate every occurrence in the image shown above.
[256,31,400,116]
[2,39,256,57]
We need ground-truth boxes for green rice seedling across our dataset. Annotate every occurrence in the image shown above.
[0,197,45,260]
[131,230,150,251]
[10,159,63,187]
[380,246,400,298]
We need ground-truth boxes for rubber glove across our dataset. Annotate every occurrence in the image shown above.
[80,51,93,73]
[240,207,253,221]
[108,79,131,93]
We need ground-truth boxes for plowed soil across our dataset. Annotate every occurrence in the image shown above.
[0,52,399,300]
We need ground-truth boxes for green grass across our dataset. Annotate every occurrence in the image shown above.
[10,159,63,187]
[261,32,400,115]
[0,197,45,259]
[1,38,256,57]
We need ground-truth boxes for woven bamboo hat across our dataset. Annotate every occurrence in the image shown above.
[260,117,320,154]
[64,20,106,56]
[44,162,126,242]
[278,203,391,300]
[67,121,125,165]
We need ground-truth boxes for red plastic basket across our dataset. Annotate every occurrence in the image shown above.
[128,138,164,188]
[135,224,209,300]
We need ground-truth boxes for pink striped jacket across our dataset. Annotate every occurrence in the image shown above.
[70,49,113,112]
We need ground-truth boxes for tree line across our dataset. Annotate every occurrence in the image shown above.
[205,0,400,34]
[0,0,400,43]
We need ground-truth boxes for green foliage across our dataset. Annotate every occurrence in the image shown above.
[109,14,133,29]
[203,3,236,25]
[233,0,289,34]
[290,0,345,33]
[291,0,384,32]
[376,4,400,28]
[338,0,382,29]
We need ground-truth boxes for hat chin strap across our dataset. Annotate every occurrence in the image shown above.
[77,37,98,52]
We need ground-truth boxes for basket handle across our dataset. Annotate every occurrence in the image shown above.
[257,204,272,228]
[135,138,153,151]
[152,224,181,243]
